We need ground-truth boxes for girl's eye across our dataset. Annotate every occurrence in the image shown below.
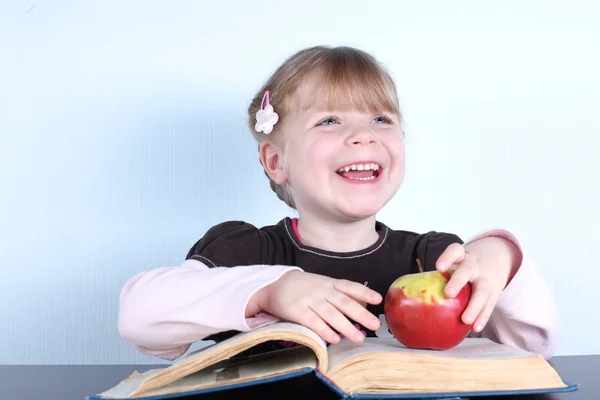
[319,117,338,126]
[372,115,393,124]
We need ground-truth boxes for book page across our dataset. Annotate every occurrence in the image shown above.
[327,337,535,371]
[184,322,326,361]
[99,346,318,399]
[97,322,328,398]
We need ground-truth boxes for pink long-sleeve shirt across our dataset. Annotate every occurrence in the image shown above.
[118,223,560,361]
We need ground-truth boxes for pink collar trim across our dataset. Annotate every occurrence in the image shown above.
[291,218,303,242]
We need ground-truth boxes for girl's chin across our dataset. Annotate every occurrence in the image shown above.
[335,202,385,220]
[333,190,399,219]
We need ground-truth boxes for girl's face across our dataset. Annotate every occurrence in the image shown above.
[272,77,405,222]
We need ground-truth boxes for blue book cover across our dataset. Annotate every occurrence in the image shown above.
[86,322,578,400]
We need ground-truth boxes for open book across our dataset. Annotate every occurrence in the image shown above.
[89,322,578,399]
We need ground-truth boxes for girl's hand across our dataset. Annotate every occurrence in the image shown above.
[254,271,382,344]
[435,242,514,333]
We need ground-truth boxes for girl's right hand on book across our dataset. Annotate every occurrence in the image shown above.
[253,270,382,344]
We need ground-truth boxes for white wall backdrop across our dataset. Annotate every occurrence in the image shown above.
[1,0,598,364]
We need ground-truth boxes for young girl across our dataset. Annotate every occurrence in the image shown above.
[118,45,560,362]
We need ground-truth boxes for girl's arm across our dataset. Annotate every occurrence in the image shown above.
[118,261,299,360]
[465,230,561,359]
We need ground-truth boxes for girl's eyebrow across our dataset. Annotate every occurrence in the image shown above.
[299,108,331,119]
[300,104,326,113]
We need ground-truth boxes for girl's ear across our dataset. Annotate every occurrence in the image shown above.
[259,140,288,185]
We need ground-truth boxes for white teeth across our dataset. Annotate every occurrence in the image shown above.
[337,163,381,172]
[348,176,376,181]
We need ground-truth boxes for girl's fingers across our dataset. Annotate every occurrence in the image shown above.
[299,306,341,344]
[444,262,475,298]
[327,291,381,332]
[436,243,465,272]
[461,283,492,326]
[309,301,364,344]
[472,292,500,332]
[333,279,382,305]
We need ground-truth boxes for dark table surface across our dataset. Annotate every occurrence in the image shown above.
[0,355,597,400]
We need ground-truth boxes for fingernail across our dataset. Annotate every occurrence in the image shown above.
[475,323,483,331]
[354,333,364,342]
[438,262,446,271]
[370,319,380,329]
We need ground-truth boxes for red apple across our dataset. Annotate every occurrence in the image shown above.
[384,260,472,350]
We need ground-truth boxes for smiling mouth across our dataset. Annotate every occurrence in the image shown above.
[336,163,381,181]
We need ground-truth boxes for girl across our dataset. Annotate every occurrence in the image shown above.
[118,45,560,362]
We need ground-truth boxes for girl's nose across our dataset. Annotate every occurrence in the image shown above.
[347,128,377,146]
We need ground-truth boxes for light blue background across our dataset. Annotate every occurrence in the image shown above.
[1,0,599,364]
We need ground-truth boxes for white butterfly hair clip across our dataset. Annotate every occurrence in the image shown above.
[254,90,279,134]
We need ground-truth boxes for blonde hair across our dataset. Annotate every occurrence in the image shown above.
[247,45,402,209]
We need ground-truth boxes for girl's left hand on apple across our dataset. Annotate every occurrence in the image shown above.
[435,243,511,333]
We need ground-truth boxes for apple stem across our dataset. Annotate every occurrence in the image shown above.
[416,258,423,273]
